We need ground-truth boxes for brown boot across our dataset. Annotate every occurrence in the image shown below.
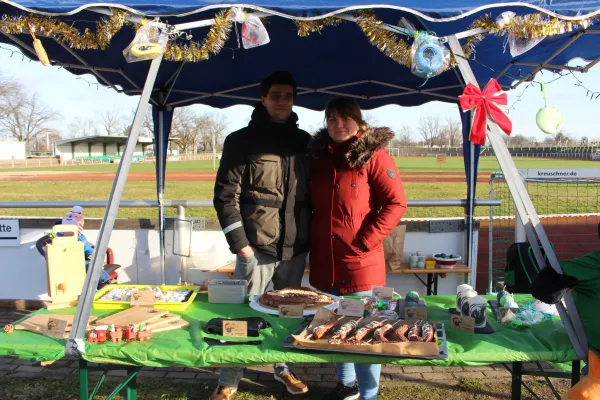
[274,372,309,395]
[209,385,237,400]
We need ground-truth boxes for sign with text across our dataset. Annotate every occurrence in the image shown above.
[222,321,247,338]
[46,318,69,339]
[338,298,365,317]
[279,304,304,318]
[372,286,394,299]
[450,315,475,333]
[0,220,19,247]
[520,169,600,180]
[405,307,427,322]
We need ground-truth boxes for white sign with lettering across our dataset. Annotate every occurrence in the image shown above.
[520,169,600,180]
[0,220,19,246]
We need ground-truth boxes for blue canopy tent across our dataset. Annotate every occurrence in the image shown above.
[1,0,598,361]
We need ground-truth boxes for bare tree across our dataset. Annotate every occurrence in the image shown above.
[68,117,100,138]
[417,116,442,147]
[197,113,228,152]
[396,125,413,147]
[440,118,462,147]
[363,112,378,127]
[0,75,19,122]
[120,108,154,137]
[171,107,201,154]
[0,88,60,144]
[100,108,124,136]
[554,130,573,147]
[29,129,63,152]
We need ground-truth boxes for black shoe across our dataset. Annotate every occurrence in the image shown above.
[320,382,359,400]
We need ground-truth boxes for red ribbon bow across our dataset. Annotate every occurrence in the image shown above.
[459,78,512,146]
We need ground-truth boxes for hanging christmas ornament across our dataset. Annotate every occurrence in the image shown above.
[123,19,167,63]
[459,78,513,145]
[241,12,270,49]
[411,32,450,85]
[536,83,564,134]
[29,25,50,66]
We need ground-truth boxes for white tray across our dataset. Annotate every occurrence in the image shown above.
[249,293,339,316]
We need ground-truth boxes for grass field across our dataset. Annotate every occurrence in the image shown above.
[0,157,598,220]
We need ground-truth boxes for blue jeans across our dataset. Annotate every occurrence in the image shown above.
[85,261,112,288]
[218,251,306,389]
[331,289,381,400]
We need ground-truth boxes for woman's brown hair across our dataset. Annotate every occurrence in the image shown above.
[324,97,368,132]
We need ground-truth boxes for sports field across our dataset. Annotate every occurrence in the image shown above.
[0,157,598,220]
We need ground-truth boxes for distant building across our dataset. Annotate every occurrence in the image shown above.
[0,141,26,160]
[54,135,178,161]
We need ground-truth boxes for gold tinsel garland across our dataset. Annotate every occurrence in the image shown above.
[0,7,594,65]
[164,9,234,62]
[355,10,412,67]
[295,17,341,37]
[0,9,128,50]
[471,13,594,39]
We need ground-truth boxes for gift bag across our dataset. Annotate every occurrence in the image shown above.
[384,224,406,271]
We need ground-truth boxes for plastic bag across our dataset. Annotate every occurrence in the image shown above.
[241,13,270,49]
[534,300,559,316]
[123,21,168,63]
[411,32,450,81]
[496,12,545,57]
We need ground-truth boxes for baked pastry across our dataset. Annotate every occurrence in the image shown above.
[260,287,334,308]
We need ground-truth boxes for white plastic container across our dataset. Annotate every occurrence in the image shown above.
[207,279,248,304]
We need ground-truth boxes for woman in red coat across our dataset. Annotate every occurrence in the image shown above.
[308,97,407,400]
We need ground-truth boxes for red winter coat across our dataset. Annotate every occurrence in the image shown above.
[308,127,407,294]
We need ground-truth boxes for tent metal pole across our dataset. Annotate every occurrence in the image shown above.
[54,41,115,89]
[158,104,166,285]
[448,35,588,361]
[163,62,187,106]
[583,55,600,72]
[173,12,270,32]
[512,31,584,89]
[65,52,164,359]
[512,62,585,72]
[0,32,38,57]
[468,141,476,285]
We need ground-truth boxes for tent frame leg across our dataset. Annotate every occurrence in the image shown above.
[447,35,588,362]
[65,50,165,359]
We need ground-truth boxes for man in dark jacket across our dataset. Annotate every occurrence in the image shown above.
[211,71,311,400]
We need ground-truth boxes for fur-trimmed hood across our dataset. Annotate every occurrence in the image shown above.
[308,127,395,169]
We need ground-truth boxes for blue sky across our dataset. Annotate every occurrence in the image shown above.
[1,43,599,142]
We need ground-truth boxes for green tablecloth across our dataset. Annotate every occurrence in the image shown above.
[0,294,577,368]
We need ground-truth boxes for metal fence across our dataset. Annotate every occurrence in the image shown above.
[488,172,600,292]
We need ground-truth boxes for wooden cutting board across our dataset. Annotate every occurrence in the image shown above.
[149,317,189,333]
[147,313,180,328]
[15,314,98,335]
[94,307,168,327]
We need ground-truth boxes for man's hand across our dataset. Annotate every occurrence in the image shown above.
[238,245,255,258]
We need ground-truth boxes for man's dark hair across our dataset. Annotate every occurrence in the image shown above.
[260,71,297,98]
